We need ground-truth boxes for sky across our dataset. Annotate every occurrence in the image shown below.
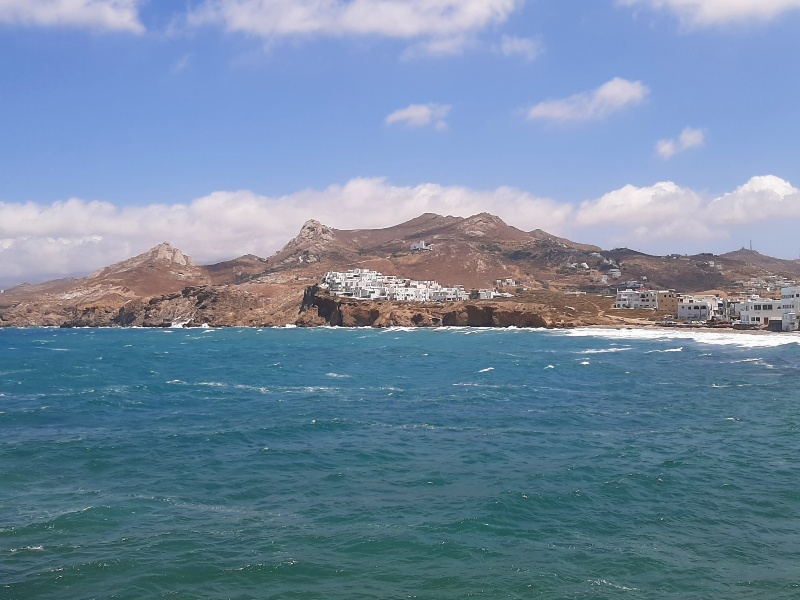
[2,0,800,288]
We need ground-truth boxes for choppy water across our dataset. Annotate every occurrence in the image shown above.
[2,326,800,599]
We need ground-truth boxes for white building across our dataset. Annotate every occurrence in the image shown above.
[615,289,660,310]
[430,286,469,302]
[739,296,782,326]
[322,269,468,302]
[677,295,719,321]
[781,286,800,331]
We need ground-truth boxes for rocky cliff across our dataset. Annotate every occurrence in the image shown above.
[295,287,630,329]
[39,284,647,330]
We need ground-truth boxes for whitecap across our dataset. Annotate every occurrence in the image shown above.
[646,347,683,353]
[478,367,494,373]
[556,327,800,349]
[234,384,270,394]
[580,347,632,354]
[589,578,638,591]
[8,545,44,553]
[326,373,351,378]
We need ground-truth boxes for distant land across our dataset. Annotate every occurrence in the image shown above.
[2,212,799,328]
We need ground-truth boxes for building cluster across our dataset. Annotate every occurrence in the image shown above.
[321,269,478,302]
[615,286,800,331]
[734,275,797,294]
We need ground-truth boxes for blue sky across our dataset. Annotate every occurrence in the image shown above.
[2,0,800,287]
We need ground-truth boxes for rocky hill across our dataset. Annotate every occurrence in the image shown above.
[258,212,604,290]
[2,212,799,328]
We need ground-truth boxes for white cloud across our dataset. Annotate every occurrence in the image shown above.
[709,175,800,224]
[499,34,542,61]
[0,0,144,33]
[576,181,703,226]
[656,127,705,159]
[187,0,521,54]
[573,175,800,249]
[385,103,451,130]
[527,77,650,123]
[0,178,568,287]
[618,0,800,26]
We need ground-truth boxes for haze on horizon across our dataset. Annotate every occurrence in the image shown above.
[2,0,800,288]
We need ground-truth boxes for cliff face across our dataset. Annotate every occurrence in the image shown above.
[1,280,657,330]
[54,284,307,328]
[51,286,558,329]
[296,289,587,329]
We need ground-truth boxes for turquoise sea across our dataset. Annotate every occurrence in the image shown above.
[2,326,800,599]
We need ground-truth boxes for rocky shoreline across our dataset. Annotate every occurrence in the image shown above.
[1,285,623,329]
[3,285,788,333]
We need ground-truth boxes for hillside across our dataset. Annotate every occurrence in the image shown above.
[2,212,799,328]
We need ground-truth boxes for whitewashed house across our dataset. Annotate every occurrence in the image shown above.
[739,296,782,326]
[322,269,468,303]
[677,295,719,321]
[781,286,800,331]
[615,289,658,309]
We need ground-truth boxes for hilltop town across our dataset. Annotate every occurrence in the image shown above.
[2,212,800,329]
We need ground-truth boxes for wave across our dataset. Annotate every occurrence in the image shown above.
[556,327,800,348]
[579,347,633,354]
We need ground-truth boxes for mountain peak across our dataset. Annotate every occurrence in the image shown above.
[86,242,194,280]
[140,242,194,266]
[457,213,515,238]
[298,219,334,241]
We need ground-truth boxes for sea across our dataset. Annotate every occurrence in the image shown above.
[2,326,800,599]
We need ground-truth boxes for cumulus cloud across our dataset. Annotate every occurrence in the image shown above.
[0,178,568,287]
[618,0,800,27]
[656,127,705,159]
[385,103,451,130]
[0,0,144,33]
[498,34,542,61]
[187,0,520,55]
[576,181,703,226]
[709,175,800,224]
[527,77,650,123]
[573,175,800,250]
